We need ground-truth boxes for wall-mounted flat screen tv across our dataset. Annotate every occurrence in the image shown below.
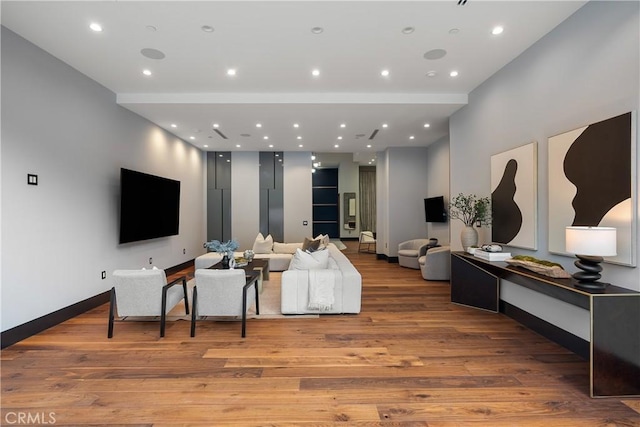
[119,168,180,244]
[424,196,447,223]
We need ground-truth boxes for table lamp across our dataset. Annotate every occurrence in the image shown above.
[565,226,617,291]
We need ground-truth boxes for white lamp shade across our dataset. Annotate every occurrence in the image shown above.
[565,226,617,257]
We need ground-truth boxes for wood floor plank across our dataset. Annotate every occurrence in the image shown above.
[1,241,639,425]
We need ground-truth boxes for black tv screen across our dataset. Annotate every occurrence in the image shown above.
[119,168,180,244]
[424,196,447,223]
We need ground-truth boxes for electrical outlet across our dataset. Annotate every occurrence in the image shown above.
[149,257,153,265]
[101,271,106,280]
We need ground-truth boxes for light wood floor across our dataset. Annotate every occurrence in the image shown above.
[2,242,639,426]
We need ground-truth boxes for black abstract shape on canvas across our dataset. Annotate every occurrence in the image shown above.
[564,112,631,226]
[492,159,522,244]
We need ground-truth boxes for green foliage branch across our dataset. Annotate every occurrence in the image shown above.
[449,193,491,227]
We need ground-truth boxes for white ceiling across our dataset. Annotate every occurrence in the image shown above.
[2,1,586,163]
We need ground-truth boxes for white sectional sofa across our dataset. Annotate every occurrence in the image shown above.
[281,243,362,314]
[194,242,302,271]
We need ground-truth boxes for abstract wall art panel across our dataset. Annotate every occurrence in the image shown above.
[548,111,636,266]
[491,141,538,249]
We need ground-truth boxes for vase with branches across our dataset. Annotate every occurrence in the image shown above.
[449,193,491,250]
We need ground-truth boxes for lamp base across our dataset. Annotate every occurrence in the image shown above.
[572,279,609,291]
[572,255,608,291]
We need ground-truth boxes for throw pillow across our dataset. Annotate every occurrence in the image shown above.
[288,248,330,270]
[314,234,330,249]
[302,237,321,252]
[252,233,273,254]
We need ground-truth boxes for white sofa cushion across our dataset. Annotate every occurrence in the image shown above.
[288,248,329,270]
[253,233,273,254]
[273,242,302,254]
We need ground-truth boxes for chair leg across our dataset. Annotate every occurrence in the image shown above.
[242,286,247,338]
[255,281,260,315]
[108,287,116,338]
[190,287,198,337]
[182,278,190,315]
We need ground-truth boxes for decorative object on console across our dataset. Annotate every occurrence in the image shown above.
[243,250,255,262]
[449,193,491,250]
[505,255,571,279]
[565,226,617,290]
[490,142,538,250]
[549,112,635,267]
[481,244,503,252]
[474,249,511,262]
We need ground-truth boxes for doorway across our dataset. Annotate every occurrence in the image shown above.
[312,168,339,238]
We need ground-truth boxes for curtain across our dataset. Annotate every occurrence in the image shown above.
[359,166,376,232]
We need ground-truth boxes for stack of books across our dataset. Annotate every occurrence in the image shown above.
[473,249,512,262]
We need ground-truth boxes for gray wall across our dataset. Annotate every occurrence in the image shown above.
[449,2,639,339]
[1,28,206,332]
[425,136,450,245]
[283,151,313,243]
[378,147,430,257]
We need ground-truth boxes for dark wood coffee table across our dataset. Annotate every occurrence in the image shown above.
[208,258,270,292]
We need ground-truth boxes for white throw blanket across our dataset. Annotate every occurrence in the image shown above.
[307,270,335,311]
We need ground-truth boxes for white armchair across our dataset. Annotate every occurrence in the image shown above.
[419,246,451,281]
[191,269,260,338]
[108,269,189,338]
[358,231,376,253]
[398,238,439,269]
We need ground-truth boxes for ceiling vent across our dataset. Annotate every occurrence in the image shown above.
[457,0,468,5]
[213,129,228,139]
[369,129,379,140]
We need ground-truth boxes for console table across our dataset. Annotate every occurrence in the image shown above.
[450,252,640,398]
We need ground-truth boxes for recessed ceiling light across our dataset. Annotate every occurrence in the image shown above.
[367,144,372,148]
[298,144,304,148]
[337,136,343,140]
[312,168,316,173]
[227,68,237,76]
[201,25,215,33]
[426,70,437,78]
[89,23,103,32]
[213,123,219,128]
[293,123,299,128]
[450,70,459,77]
[142,69,152,76]
[269,144,274,148]
[263,136,269,140]
[297,136,302,140]
[334,144,339,148]
[424,123,431,128]
[219,154,223,157]
[492,26,504,35]
[401,27,415,34]
[203,145,208,148]
[382,123,388,128]
[312,69,320,77]
[340,123,346,128]
[236,144,241,148]
[381,69,390,77]
[409,135,415,140]
[311,27,324,34]
[256,123,262,128]
[311,155,316,160]
[227,159,230,163]
[189,136,195,140]
[170,124,177,128]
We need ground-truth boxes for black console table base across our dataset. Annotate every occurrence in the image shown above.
[451,252,640,398]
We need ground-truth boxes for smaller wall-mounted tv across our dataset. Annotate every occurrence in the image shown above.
[119,168,181,244]
[424,196,447,223]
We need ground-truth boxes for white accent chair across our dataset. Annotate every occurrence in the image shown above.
[108,269,189,338]
[191,269,260,338]
[418,246,451,281]
[398,238,439,269]
[358,231,376,253]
